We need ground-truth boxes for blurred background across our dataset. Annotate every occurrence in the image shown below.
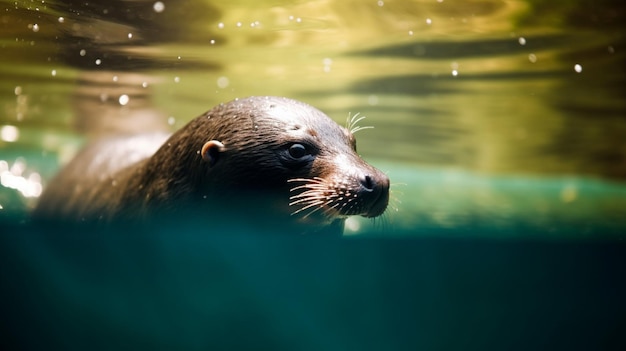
[1,1,626,350]
[1,0,625,237]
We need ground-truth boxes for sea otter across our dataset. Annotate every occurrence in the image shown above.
[33,96,390,235]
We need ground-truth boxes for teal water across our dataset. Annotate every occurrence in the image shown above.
[1,1,625,350]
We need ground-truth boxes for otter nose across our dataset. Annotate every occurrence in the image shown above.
[361,175,375,191]
[357,169,390,218]
[359,170,389,193]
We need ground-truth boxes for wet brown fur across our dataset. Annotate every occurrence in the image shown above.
[34,96,389,235]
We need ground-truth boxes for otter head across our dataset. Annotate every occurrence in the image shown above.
[195,96,389,235]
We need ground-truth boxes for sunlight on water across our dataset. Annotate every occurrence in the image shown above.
[0,158,42,199]
[0,0,624,237]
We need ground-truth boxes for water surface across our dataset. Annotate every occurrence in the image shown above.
[1,0,625,237]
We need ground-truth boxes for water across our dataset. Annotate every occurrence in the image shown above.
[1,1,625,349]
[1,0,625,237]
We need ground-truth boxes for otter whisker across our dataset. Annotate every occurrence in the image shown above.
[350,125,374,134]
[288,177,327,185]
[289,196,326,206]
[289,189,329,199]
[299,200,334,219]
[290,200,326,216]
[346,112,374,135]
[308,196,345,218]
[290,185,327,193]
[347,112,364,131]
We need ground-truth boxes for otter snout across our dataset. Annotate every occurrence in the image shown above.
[357,168,390,218]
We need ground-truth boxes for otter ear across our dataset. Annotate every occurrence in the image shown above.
[201,140,225,167]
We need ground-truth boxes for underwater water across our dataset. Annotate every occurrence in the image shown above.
[0,0,625,237]
[1,0,625,350]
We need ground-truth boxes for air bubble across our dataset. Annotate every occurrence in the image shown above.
[217,76,229,89]
[153,2,164,13]
[118,94,129,106]
[0,125,19,142]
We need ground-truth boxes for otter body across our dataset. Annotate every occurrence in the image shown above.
[34,96,389,235]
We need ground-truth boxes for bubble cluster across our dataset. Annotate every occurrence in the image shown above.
[0,159,43,198]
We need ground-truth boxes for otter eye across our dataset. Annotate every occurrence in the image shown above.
[288,143,308,159]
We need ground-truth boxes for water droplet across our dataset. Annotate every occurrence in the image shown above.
[31,24,39,32]
[79,49,86,56]
[95,58,102,65]
[217,76,229,89]
[14,86,22,95]
[112,75,118,82]
[153,1,165,13]
[528,53,537,63]
[574,64,582,73]
[368,95,379,106]
[236,22,242,27]
[377,0,384,6]
[518,37,526,45]
[142,82,148,88]
[210,39,216,45]
[451,69,458,77]
[174,76,180,83]
[128,32,133,39]
[58,17,65,23]
[118,94,129,106]
[426,18,432,25]
[1,125,19,142]
[167,116,175,125]
[408,30,414,36]
[51,69,56,76]
[218,22,224,29]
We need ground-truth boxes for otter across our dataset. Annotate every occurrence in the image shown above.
[33,96,389,235]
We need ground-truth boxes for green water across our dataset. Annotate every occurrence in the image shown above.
[1,0,625,237]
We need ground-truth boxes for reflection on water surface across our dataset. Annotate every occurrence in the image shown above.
[1,0,625,237]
